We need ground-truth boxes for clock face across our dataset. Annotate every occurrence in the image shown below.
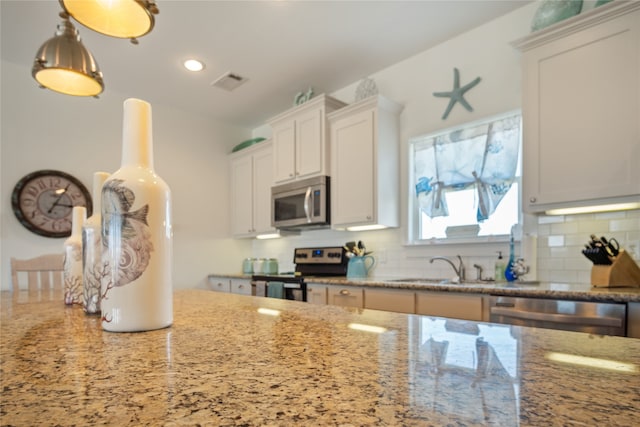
[11,170,93,238]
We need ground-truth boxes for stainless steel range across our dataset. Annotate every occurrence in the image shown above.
[251,246,348,302]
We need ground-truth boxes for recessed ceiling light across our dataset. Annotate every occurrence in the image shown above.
[183,59,204,72]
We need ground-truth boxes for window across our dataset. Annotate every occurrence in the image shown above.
[409,111,522,242]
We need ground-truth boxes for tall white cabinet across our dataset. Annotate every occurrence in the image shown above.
[513,1,640,213]
[267,95,346,184]
[328,95,403,229]
[229,140,275,238]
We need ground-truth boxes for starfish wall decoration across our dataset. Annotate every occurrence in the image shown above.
[433,68,481,120]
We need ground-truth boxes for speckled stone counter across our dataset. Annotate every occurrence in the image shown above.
[210,273,640,303]
[2,289,639,426]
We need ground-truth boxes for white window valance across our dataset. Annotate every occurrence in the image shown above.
[414,113,521,221]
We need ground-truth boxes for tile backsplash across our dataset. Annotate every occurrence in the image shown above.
[535,209,640,283]
[252,209,640,284]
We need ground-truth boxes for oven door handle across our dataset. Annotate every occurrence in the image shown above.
[490,306,623,328]
[303,186,312,222]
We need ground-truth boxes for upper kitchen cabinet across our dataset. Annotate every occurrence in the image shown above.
[229,140,275,238]
[267,95,347,184]
[328,95,403,229]
[513,1,640,213]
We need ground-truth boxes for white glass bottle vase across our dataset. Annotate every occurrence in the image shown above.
[82,171,110,315]
[63,206,86,305]
[101,98,173,332]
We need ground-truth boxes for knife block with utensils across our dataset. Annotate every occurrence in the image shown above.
[591,250,640,288]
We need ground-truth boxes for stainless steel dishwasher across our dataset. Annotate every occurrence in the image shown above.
[489,296,626,336]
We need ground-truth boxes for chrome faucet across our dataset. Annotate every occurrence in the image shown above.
[429,255,465,282]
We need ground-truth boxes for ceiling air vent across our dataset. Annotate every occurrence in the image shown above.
[211,72,248,91]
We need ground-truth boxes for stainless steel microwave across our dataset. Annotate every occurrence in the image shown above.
[271,176,330,229]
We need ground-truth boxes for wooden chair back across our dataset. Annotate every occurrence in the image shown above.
[10,254,65,292]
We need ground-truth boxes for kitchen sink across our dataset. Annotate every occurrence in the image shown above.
[387,278,495,285]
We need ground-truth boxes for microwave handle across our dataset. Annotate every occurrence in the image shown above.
[303,186,312,222]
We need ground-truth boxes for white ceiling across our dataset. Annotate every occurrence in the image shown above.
[1,0,530,129]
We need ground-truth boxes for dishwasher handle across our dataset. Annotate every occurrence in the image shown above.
[490,306,623,328]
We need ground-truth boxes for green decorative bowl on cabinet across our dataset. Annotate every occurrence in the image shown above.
[531,0,583,32]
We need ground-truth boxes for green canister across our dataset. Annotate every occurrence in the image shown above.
[242,258,254,274]
[263,258,278,274]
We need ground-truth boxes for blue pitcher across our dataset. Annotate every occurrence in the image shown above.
[347,256,375,279]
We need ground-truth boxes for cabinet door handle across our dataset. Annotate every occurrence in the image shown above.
[340,289,350,296]
[238,284,244,289]
[529,197,537,203]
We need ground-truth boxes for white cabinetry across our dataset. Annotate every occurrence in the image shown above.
[364,288,415,314]
[230,278,252,296]
[328,95,402,229]
[307,282,328,305]
[513,2,640,212]
[327,285,364,308]
[229,140,275,237]
[268,95,346,184]
[207,276,231,293]
[415,292,485,321]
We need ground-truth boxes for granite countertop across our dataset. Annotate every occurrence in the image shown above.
[211,273,640,303]
[2,289,639,426]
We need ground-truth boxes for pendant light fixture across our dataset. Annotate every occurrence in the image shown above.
[59,0,159,44]
[32,12,104,97]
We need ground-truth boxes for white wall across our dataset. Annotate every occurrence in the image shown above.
[251,2,640,283]
[1,60,252,291]
[4,2,636,289]
[251,3,536,279]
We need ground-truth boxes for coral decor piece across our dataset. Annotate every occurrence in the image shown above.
[82,171,110,314]
[293,87,314,106]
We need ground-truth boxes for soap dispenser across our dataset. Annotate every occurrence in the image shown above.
[495,251,505,282]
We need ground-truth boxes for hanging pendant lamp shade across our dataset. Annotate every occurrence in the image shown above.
[59,0,159,43]
[32,14,104,97]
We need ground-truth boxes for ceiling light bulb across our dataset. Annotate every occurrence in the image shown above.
[184,59,205,72]
[59,0,159,43]
[32,13,104,97]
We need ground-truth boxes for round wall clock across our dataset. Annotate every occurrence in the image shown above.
[11,169,93,238]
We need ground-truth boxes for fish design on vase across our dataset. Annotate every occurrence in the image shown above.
[101,179,154,295]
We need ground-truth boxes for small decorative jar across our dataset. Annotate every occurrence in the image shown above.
[242,258,254,274]
[63,206,86,305]
[82,171,110,314]
[263,258,278,274]
[252,258,265,275]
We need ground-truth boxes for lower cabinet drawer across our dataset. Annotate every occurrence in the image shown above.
[328,286,364,308]
[416,292,484,321]
[208,277,231,293]
[365,288,415,314]
[230,279,252,296]
[307,283,328,305]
